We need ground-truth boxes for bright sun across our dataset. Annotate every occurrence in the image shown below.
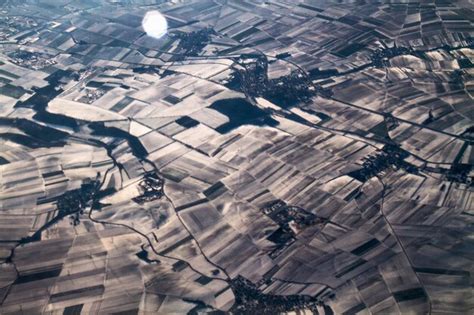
[142,11,168,39]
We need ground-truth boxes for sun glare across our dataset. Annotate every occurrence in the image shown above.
[142,10,168,39]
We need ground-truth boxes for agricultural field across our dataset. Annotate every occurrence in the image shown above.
[0,0,473,314]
